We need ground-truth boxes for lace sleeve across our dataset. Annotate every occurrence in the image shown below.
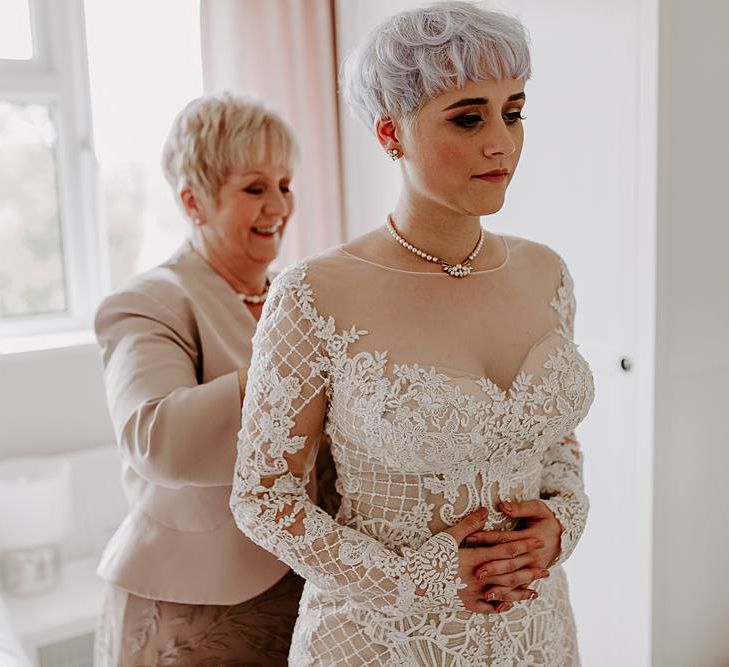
[540,431,588,567]
[542,254,589,566]
[230,264,464,616]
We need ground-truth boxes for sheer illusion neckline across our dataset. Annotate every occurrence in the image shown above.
[336,233,510,276]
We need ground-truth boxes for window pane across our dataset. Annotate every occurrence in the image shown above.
[0,102,67,318]
[84,0,202,290]
[0,0,33,61]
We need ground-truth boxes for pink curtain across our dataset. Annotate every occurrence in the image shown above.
[200,0,345,268]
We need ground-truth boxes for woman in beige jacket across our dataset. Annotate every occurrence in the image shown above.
[93,93,334,666]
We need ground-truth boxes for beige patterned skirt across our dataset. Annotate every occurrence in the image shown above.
[94,570,304,667]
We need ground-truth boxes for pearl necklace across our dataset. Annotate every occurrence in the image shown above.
[386,216,485,278]
[237,277,270,304]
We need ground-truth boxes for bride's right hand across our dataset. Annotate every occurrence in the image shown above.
[442,507,549,614]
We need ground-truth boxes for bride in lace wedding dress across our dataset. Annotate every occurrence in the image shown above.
[231,3,595,665]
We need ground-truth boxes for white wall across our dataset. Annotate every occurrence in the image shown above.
[0,344,113,458]
[653,1,729,665]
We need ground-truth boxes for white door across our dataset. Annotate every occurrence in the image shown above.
[336,1,657,665]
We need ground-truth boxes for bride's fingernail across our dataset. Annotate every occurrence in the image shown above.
[501,501,513,513]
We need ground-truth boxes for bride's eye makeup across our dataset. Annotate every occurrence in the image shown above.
[449,113,485,129]
[448,109,526,130]
[444,92,527,131]
[504,110,527,124]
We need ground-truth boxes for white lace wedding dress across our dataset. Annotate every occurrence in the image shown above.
[230,233,595,666]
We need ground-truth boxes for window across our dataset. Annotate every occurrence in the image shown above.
[0,102,66,318]
[0,0,99,340]
[0,0,202,347]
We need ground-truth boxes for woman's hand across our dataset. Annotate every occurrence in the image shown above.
[441,508,548,614]
[464,500,563,577]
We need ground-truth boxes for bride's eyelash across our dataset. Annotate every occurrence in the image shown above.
[449,113,484,129]
[504,111,527,124]
[449,111,527,129]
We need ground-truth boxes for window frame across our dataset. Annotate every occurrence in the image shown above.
[0,0,106,342]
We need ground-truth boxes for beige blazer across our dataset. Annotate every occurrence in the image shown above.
[95,240,294,604]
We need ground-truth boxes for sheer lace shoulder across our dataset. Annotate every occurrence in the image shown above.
[550,250,577,339]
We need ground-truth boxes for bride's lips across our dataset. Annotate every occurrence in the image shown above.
[474,169,510,183]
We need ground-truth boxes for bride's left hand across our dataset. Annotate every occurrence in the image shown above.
[464,500,563,577]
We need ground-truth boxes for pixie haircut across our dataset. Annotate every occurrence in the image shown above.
[162,92,298,206]
[342,1,531,130]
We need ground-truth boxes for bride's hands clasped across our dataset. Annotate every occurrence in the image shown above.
[464,500,563,570]
[442,507,551,614]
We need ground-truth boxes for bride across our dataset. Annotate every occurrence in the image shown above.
[230,2,595,664]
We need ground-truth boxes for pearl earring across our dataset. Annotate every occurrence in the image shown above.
[387,147,402,161]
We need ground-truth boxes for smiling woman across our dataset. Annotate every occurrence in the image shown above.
[180,165,293,284]
[162,94,298,312]
[92,93,337,666]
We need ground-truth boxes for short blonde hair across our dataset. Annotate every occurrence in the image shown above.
[161,92,298,206]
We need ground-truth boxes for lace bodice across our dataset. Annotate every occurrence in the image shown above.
[231,235,594,665]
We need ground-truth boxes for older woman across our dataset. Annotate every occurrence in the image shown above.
[230,2,595,665]
[93,93,327,666]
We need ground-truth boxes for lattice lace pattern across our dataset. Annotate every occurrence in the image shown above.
[231,252,594,666]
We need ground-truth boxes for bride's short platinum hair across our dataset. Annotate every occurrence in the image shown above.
[341,1,531,130]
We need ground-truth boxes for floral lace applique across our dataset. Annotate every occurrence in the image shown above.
[231,254,593,666]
